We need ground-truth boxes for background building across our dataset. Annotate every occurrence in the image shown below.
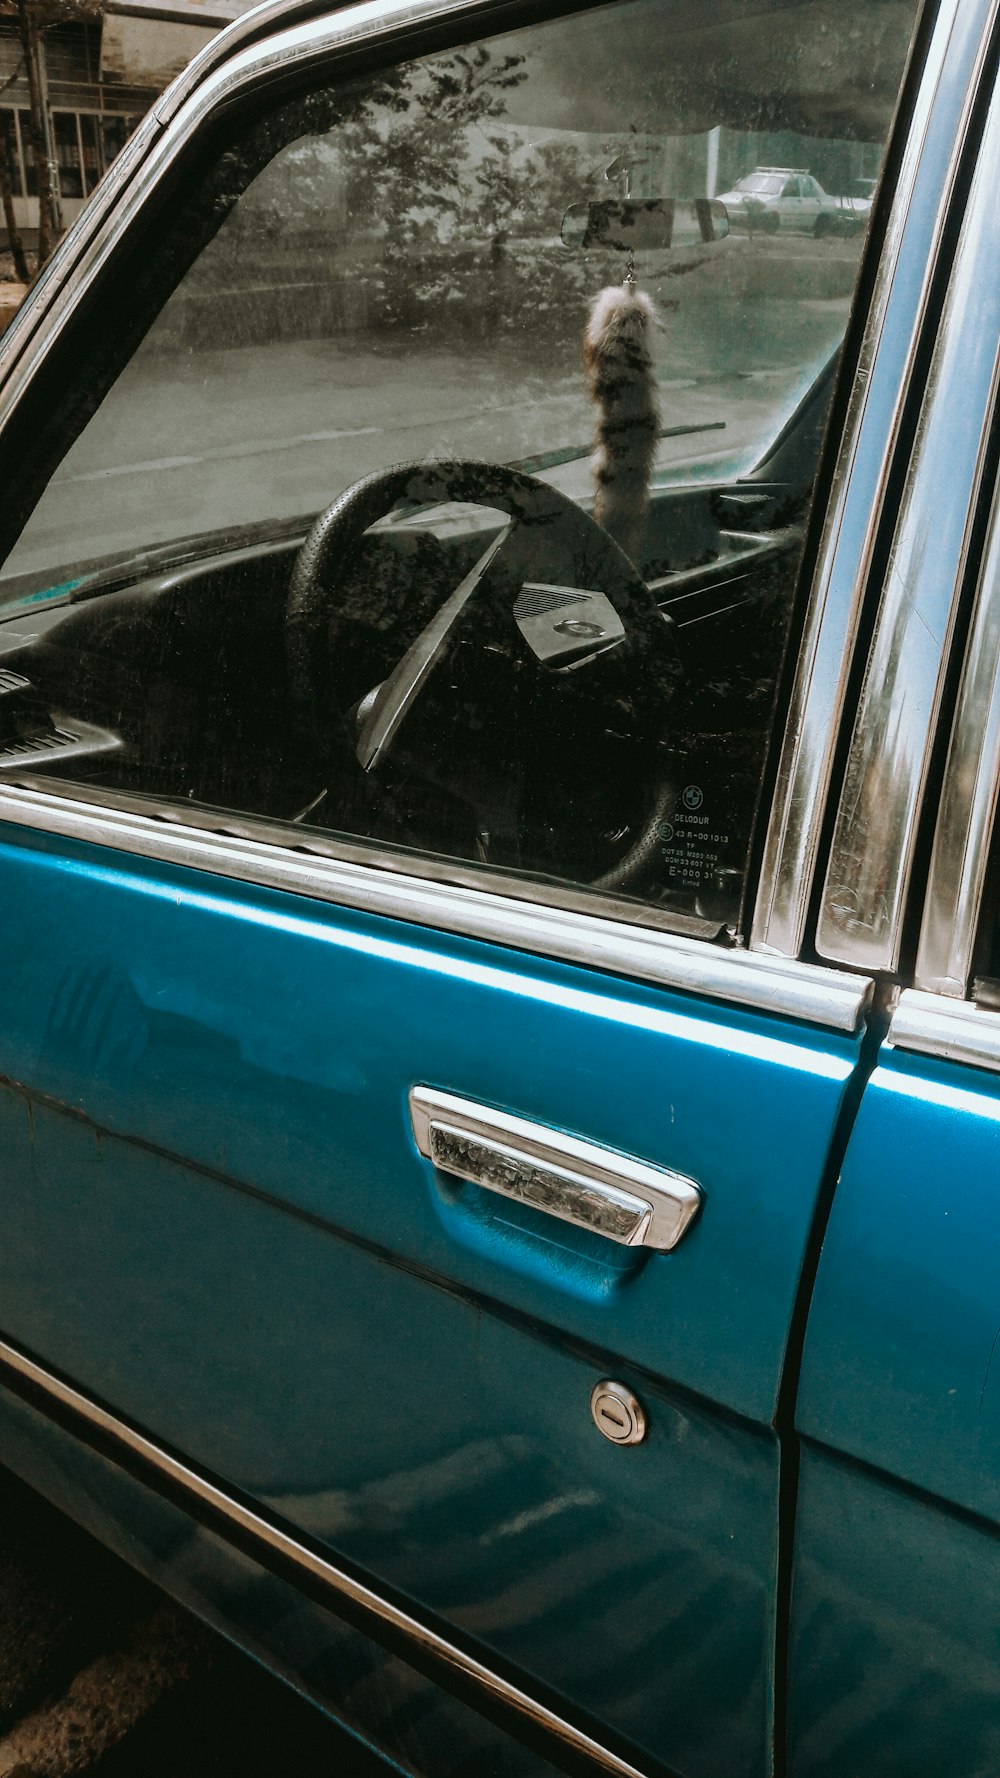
[0,0,255,243]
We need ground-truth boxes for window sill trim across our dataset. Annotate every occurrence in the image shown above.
[0,779,872,1032]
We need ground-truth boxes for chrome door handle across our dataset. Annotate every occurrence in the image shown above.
[409,1087,701,1252]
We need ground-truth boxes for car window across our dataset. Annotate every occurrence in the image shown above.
[0,0,922,936]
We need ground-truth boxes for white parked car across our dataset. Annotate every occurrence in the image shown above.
[719,166,861,235]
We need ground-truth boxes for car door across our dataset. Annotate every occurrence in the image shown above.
[796,177,823,229]
[785,60,1000,1778]
[779,176,805,228]
[0,0,982,1774]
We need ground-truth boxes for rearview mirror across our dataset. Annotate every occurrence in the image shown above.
[560,197,729,252]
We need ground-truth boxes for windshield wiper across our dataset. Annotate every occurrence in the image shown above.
[509,420,726,478]
[0,420,730,615]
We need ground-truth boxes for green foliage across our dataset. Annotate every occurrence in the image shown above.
[332,46,614,346]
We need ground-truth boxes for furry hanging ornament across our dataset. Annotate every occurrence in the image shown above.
[584,269,660,562]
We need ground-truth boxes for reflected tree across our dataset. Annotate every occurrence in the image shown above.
[327,47,607,341]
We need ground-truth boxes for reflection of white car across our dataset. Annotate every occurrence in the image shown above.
[719,166,860,236]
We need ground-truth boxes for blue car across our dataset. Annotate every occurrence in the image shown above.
[0,0,996,1773]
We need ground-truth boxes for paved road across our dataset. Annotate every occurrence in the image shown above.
[4,336,769,580]
[3,237,855,585]
[0,1467,387,1777]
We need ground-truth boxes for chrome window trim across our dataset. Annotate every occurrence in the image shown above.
[152,0,452,126]
[0,783,872,1030]
[0,1331,650,1778]
[888,987,1000,1073]
[8,769,721,945]
[752,0,1000,962]
[914,476,1000,996]
[817,50,1000,975]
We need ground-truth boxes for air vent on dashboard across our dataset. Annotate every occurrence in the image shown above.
[0,717,120,769]
[0,726,86,758]
[513,584,590,618]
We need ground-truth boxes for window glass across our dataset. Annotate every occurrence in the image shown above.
[100,114,134,168]
[0,0,923,933]
[16,110,36,196]
[80,113,101,194]
[53,111,83,198]
[0,109,22,198]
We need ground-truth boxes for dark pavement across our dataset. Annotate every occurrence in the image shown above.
[0,1468,389,1778]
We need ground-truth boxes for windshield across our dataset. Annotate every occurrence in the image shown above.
[735,174,786,195]
[1,0,909,596]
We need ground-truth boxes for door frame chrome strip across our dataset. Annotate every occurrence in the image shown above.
[914,474,1000,996]
[818,42,1000,975]
[752,0,1000,962]
[0,1331,651,1778]
[151,0,504,126]
[888,987,1000,1073]
[0,782,872,1030]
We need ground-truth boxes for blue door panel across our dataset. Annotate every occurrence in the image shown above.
[0,1084,776,1778]
[0,822,866,1776]
[0,825,861,1424]
[791,1048,1000,1773]
[797,1050,1000,1520]
[787,1445,1000,1778]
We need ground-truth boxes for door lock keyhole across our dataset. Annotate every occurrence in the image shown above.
[590,1379,647,1445]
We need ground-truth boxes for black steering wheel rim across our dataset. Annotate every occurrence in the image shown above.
[286,458,650,737]
[285,458,681,892]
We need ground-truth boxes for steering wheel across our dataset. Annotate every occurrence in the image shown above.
[286,460,682,890]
